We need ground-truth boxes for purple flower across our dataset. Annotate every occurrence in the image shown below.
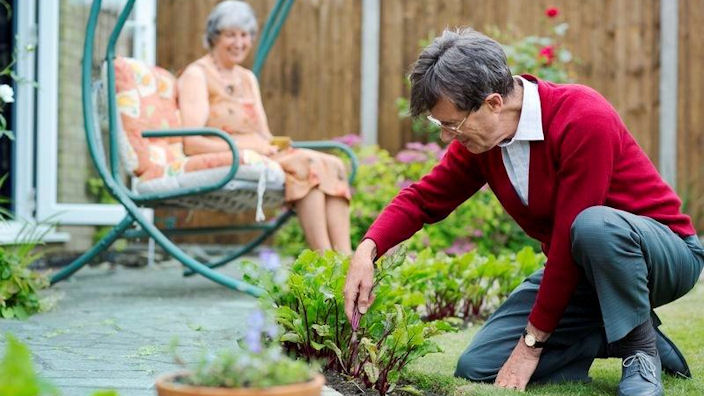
[361,155,378,165]
[425,142,442,155]
[405,142,426,151]
[245,329,262,353]
[333,134,362,148]
[397,179,413,189]
[259,248,281,271]
[445,239,476,255]
[395,150,428,163]
[248,310,265,331]
[472,229,484,238]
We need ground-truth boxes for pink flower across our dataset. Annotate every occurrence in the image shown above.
[545,7,559,18]
[539,45,555,65]
[445,239,475,255]
[397,179,414,189]
[333,134,362,147]
[361,155,378,165]
[396,150,428,163]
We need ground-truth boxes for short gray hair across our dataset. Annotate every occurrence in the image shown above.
[409,28,514,117]
[204,1,258,49]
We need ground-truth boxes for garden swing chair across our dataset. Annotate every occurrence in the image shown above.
[49,0,358,297]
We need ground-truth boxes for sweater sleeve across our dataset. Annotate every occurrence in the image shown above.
[364,141,486,257]
[528,109,622,332]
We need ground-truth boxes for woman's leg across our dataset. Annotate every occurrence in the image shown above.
[326,196,351,254]
[294,189,332,252]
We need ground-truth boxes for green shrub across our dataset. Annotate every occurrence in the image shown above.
[274,141,539,257]
[0,176,49,320]
[243,248,451,395]
[398,247,544,322]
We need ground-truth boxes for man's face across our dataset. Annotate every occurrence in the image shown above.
[429,96,503,154]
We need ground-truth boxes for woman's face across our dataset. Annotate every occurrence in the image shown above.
[213,28,253,66]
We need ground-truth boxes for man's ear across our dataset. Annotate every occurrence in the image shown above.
[484,93,503,113]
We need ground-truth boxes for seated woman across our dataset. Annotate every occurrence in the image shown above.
[177,0,351,254]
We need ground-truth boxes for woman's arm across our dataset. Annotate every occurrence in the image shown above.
[177,65,233,155]
[246,69,273,139]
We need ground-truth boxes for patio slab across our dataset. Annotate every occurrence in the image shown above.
[0,259,342,396]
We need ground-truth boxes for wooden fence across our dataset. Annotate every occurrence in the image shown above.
[157,0,704,232]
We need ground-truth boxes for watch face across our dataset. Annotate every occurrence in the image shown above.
[525,334,536,347]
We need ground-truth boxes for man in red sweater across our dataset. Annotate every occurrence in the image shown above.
[344,28,703,395]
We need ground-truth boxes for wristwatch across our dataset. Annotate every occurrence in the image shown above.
[522,328,547,349]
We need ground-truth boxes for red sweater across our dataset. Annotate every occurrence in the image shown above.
[364,76,695,333]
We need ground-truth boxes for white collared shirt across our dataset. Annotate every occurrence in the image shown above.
[498,76,544,206]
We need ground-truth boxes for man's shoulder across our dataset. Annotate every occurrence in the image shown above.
[539,80,621,126]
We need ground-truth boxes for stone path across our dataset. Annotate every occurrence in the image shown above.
[0,260,341,396]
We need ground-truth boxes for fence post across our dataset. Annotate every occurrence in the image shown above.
[360,0,380,146]
[659,0,678,188]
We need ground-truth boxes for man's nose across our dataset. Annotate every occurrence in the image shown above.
[440,128,455,143]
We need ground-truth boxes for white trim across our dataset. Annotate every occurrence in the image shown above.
[133,0,156,65]
[12,0,37,221]
[35,0,154,226]
[360,0,380,145]
[659,0,678,188]
[0,221,70,245]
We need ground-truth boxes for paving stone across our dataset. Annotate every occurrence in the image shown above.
[0,260,342,396]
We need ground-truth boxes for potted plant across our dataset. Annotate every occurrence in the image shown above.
[155,309,324,396]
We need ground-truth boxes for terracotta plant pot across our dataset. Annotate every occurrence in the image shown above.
[155,372,326,396]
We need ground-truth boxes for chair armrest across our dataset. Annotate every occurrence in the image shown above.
[130,128,240,203]
[291,140,359,183]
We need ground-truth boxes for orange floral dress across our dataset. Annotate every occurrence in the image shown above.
[188,56,351,203]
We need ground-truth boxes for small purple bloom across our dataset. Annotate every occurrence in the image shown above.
[333,134,362,148]
[445,239,475,255]
[245,329,262,353]
[425,142,442,155]
[396,150,428,163]
[397,179,413,189]
[472,229,484,238]
[361,155,378,165]
[422,236,430,247]
[248,310,265,331]
[259,248,281,271]
[405,142,426,151]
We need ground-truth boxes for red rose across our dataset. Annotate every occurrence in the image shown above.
[539,46,555,65]
[545,7,559,18]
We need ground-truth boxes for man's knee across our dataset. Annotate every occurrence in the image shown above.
[570,206,630,262]
[454,346,499,382]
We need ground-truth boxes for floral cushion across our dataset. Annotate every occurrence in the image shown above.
[114,57,185,180]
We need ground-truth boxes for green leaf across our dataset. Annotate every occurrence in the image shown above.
[311,324,331,338]
[324,340,345,368]
[363,362,379,384]
[310,341,325,351]
[279,332,301,344]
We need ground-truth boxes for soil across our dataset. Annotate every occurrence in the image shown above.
[323,370,443,396]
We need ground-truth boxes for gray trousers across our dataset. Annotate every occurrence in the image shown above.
[455,206,704,383]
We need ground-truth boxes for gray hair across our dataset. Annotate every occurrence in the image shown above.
[204,1,258,49]
[409,28,514,116]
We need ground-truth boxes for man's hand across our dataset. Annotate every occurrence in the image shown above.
[343,239,377,328]
[494,340,541,391]
[495,323,549,391]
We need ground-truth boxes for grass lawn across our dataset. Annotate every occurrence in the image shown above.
[404,282,704,395]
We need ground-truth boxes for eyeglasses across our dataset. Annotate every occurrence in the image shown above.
[426,112,470,134]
